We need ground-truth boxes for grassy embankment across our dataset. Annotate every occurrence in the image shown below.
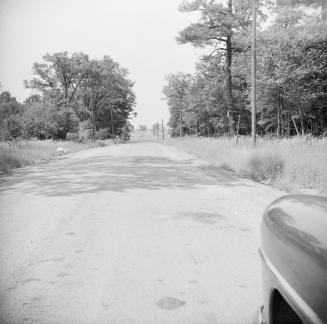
[0,139,108,174]
[167,136,327,194]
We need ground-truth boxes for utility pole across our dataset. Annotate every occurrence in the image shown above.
[251,0,257,146]
[110,106,114,138]
[179,98,183,140]
[161,119,165,140]
[235,115,241,144]
[90,93,96,142]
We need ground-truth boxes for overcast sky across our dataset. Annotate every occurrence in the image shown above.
[0,0,204,127]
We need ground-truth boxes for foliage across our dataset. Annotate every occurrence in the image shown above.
[21,101,79,140]
[255,14,327,136]
[163,73,192,136]
[0,92,24,140]
[139,125,148,131]
[165,1,327,138]
[176,0,272,135]
[24,52,89,109]
[0,51,136,141]
[277,0,323,8]
[77,56,136,140]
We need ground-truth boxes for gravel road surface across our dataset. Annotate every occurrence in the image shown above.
[0,142,284,324]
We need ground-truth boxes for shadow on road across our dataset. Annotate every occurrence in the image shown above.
[0,155,251,197]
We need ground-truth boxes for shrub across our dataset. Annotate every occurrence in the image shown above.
[66,132,79,142]
[97,128,110,140]
[78,121,92,142]
[0,151,23,173]
[98,141,107,147]
[240,150,284,181]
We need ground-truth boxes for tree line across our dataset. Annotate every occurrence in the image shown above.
[163,0,327,138]
[0,52,136,141]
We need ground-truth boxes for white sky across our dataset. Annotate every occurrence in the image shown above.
[0,0,202,128]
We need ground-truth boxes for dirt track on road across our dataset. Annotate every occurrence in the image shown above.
[0,142,285,324]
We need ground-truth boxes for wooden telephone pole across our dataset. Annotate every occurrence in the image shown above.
[251,0,257,146]
[110,107,114,138]
[179,98,183,140]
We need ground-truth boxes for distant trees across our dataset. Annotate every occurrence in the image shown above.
[151,122,165,139]
[164,1,327,138]
[139,125,148,132]
[0,92,24,140]
[0,51,136,141]
[163,73,192,138]
[76,56,135,140]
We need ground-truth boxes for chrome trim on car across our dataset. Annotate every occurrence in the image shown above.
[254,305,266,324]
[259,248,324,324]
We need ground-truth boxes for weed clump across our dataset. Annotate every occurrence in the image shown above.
[0,151,23,173]
[241,150,284,181]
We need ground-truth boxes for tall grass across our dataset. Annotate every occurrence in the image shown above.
[0,139,105,174]
[166,136,327,194]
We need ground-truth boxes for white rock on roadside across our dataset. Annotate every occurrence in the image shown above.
[56,147,68,154]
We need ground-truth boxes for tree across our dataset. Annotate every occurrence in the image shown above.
[77,56,136,140]
[277,0,326,20]
[254,7,327,136]
[22,102,57,139]
[25,52,89,110]
[165,2,326,138]
[24,52,90,139]
[163,73,192,138]
[24,94,43,105]
[177,0,270,135]
[24,52,136,140]
[139,125,148,131]
[0,91,24,140]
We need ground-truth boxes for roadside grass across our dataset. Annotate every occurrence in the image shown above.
[0,139,110,174]
[166,136,327,194]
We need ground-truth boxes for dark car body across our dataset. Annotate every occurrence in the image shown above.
[258,194,327,324]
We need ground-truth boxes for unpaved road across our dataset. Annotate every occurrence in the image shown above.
[0,142,284,324]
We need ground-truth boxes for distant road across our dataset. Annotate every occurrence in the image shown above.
[0,142,283,324]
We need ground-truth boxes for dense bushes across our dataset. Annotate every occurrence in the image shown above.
[0,51,136,142]
[165,2,327,138]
